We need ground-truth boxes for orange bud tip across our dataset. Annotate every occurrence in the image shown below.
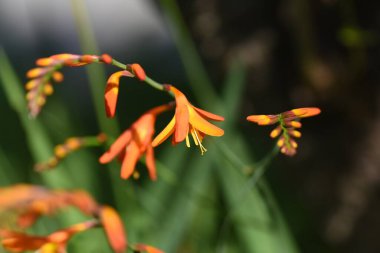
[292,107,321,118]
[101,54,113,64]
[52,72,64,83]
[131,64,146,81]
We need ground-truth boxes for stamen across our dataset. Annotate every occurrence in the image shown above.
[193,129,207,155]
[190,129,199,146]
[185,135,190,148]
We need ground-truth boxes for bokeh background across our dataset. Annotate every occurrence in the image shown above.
[1,0,380,252]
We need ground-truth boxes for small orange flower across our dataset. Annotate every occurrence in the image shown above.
[98,206,127,253]
[104,70,134,118]
[99,104,173,180]
[1,220,97,253]
[134,243,164,253]
[152,85,224,155]
[104,64,146,118]
[247,107,321,156]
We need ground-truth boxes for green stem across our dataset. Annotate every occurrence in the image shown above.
[111,59,127,70]
[144,76,165,91]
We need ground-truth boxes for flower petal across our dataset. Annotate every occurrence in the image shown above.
[189,107,224,136]
[145,145,157,181]
[193,106,224,121]
[98,206,127,253]
[170,86,190,143]
[99,130,132,164]
[104,71,133,118]
[174,104,189,143]
[120,141,141,179]
[152,117,176,147]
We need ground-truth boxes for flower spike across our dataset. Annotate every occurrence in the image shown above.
[26,53,114,117]
[247,107,321,156]
[99,104,173,180]
[34,133,107,171]
[152,85,224,155]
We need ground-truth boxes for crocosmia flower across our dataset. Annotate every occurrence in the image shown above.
[104,70,133,118]
[1,220,97,253]
[104,64,146,118]
[247,107,321,156]
[152,85,224,155]
[99,104,173,180]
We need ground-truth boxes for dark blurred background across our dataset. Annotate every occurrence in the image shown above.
[1,0,380,252]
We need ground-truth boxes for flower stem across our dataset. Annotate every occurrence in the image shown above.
[111,59,127,70]
[144,76,165,91]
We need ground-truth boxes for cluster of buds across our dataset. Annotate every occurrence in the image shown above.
[247,107,321,156]
[25,53,113,117]
[35,133,107,171]
[0,184,163,253]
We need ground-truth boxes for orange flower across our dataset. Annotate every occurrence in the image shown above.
[104,64,146,118]
[0,185,99,229]
[1,220,98,253]
[152,85,224,155]
[99,104,172,180]
[98,206,127,253]
[134,243,164,253]
[104,70,133,118]
[247,107,321,156]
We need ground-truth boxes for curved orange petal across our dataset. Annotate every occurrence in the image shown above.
[145,145,156,181]
[291,107,321,118]
[99,130,132,164]
[98,206,127,253]
[104,71,133,118]
[193,106,224,121]
[189,107,224,136]
[152,117,176,147]
[174,104,189,143]
[120,141,141,180]
[170,86,190,143]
